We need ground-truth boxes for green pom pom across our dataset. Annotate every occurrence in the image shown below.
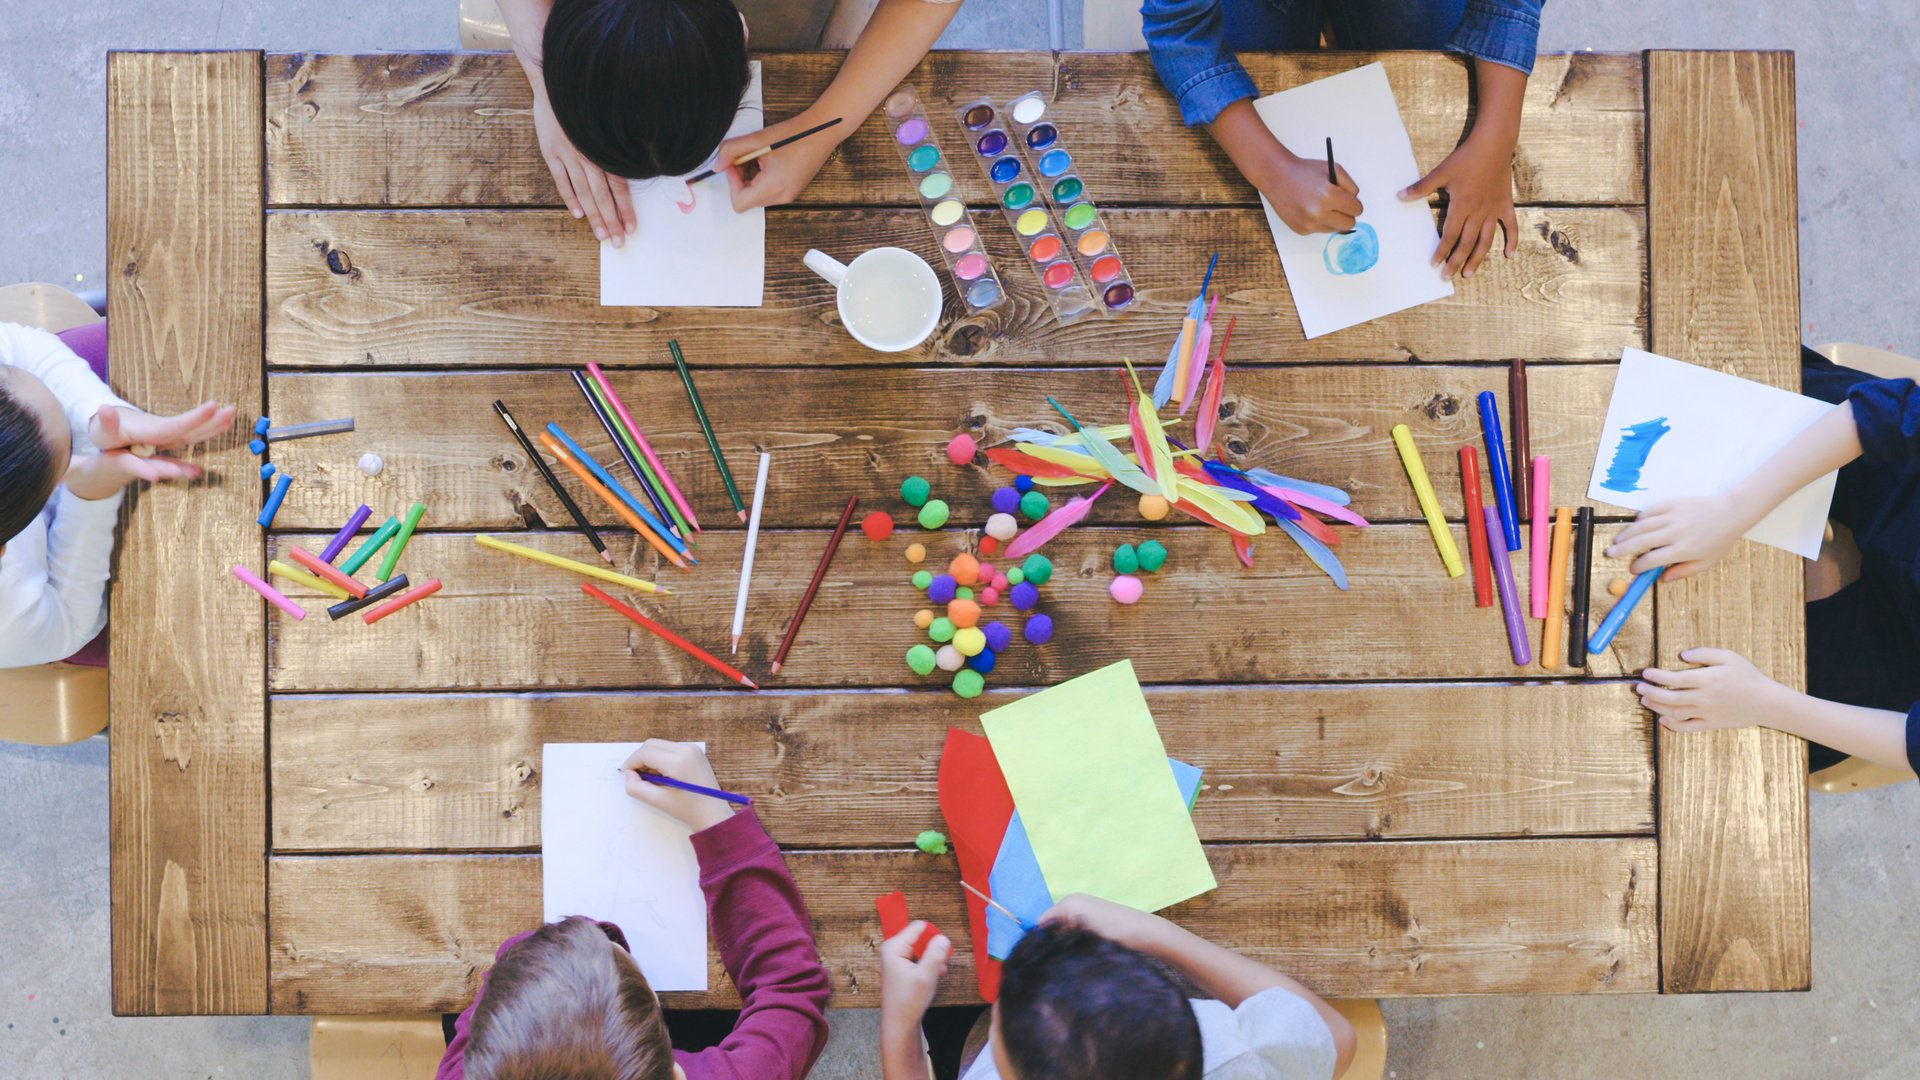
[1006,567,1025,585]
[901,475,931,507]
[1018,489,1049,521]
[906,645,937,676]
[918,499,950,529]
[912,570,933,589]
[929,617,956,643]
[1112,543,1139,574]
[916,829,950,855]
[1136,539,1168,573]
[955,586,974,600]
[952,669,986,699]
[1021,553,1053,585]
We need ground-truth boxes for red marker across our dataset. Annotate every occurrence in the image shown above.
[1459,447,1493,607]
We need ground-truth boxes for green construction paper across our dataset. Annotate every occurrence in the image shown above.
[979,659,1215,914]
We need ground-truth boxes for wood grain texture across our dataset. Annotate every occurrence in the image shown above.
[269,682,1653,851]
[1646,51,1810,993]
[264,207,1644,367]
[107,51,268,1016]
[266,364,1619,531]
[264,525,1650,690]
[265,51,1642,209]
[267,838,1657,1012]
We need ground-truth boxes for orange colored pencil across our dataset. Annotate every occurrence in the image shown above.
[539,431,689,570]
[581,582,757,689]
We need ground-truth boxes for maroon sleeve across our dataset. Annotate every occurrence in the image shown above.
[675,809,832,1080]
[435,929,540,1080]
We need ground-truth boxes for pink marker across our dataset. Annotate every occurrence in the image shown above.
[232,564,306,620]
[1529,456,1550,618]
[587,361,702,532]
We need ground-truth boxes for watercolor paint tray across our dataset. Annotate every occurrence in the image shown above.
[991,92,1136,315]
[954,98,1100,325]
[884,86,1007,312]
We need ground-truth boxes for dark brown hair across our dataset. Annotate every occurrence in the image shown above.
[465,916,676,1080]
[0,379,59,547]
[998,923,1204,1080]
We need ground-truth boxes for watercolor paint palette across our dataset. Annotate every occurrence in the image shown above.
[884,86,1007,312]
[954,98,1100,325]
[986,92,1136,315]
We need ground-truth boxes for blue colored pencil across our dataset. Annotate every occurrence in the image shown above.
[1477,391,1521,551]
[319,504,372,563]
[257,473,292,528]
[544,422,692,560]
[1587,565,1662,655]
[624,770,752,806]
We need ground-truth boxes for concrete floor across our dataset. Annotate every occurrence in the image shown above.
[3,2,1917,1077]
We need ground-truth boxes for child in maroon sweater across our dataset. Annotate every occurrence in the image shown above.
[437,739,832,1080]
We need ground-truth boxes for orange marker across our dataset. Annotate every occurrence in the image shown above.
[539,431,689,570]
[1540,507,1573,671]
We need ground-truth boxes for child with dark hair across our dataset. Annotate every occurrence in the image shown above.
[880,894,1356,1080]
[437,739,832,1080]
[0,320,233,668]
[497,0,967,248]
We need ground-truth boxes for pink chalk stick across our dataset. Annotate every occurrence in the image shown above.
[1529,456,1550,618]
[232,563,307,620]
[587,361,702,532]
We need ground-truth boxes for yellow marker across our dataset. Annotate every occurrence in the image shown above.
[1540,506,1573,671]
[267,559,350,601]
[475,534,668,594]
[1391,424,1464,578]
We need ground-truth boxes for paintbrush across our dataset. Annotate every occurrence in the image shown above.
[960,879,1035,930]
[1327,136,1354,235]
[688,117,844,184]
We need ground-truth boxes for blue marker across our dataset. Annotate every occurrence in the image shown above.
[256,473,292,528]
[1588,565,1663,655]
[1477,391,1521,551]
[544,422,690,559]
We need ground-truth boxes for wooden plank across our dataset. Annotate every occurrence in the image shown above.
[107,51,268,1016]
[265,52,1642,209]
[267,364,1620,532]
[263,525,1651,690]
[264,207,1644,367]
[267,838,1657,1012]
[1646,51,1810,993]
[269,682,1653,851]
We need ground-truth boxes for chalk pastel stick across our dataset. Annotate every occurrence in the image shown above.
[327,573,410,620]
[340,515,400,576]
[232,564,306,620]
[1529,456,1550,618]
[1484,507,1530,666]
[319,504,372,563]
[288,545,369,599]
[1459,446,1493,607]
[1391,424,1463,578]
[362,577,442,625]
[1541,507,1572,671]
[1588,566,1661,656]
[377,501,427,582]
[268,559,350,601]
[1477,391,1521,551]
[263,417,354,442]
[257,473,292,528]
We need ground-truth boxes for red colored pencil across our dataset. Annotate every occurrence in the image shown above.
[581,582,758,690]
[770,495,858,675]
[1459,446,1494,608]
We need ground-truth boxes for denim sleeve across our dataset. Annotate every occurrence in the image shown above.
[1846,378,1920,466]
[1142,0,1260,127]
[1907,701,1920,779]
[1447,0,1544,74]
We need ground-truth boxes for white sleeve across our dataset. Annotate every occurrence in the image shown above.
[1194,988,1339,1080]
[0,488,123,667]
[0,320,131,451]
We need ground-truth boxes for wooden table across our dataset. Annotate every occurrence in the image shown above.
[107,49,1810,1016]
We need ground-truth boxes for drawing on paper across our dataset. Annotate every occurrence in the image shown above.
[674,180,697,214]
[1600,417,1672,493]
[1323,222,1380,275]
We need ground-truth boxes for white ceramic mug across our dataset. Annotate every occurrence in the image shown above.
[803,247,943,352]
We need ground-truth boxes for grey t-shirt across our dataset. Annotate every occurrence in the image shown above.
[958,987,1338,1080]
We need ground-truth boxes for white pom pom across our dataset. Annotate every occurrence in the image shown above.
[985,512,1018,541]
[357,452,384,476]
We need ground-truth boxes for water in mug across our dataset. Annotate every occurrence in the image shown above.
[842,254,939,345]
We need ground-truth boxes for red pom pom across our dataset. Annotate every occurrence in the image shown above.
[861,512,895,541]
[978,535,1000,556]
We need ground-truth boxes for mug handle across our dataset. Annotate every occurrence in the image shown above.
[803,249,848,288]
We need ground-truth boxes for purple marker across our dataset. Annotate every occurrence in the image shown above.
[1484,507,1531,666]
[319,504,372,563]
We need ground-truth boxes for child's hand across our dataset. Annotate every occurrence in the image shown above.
[1042,893,1166,951]
[533,91,636,248]
[620,739,736,832]
[879,919,950,1072]
[1252,147,1364,236]
[1638,649,1791,733]
[1401,134,1519,280]
[719,113,840,213]
[1607,493,1750,580]
[63,449,203,500]
[91,401,235,453]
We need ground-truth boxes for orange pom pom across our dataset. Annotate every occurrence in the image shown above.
[947,598,981,628]
[948,552,981,586]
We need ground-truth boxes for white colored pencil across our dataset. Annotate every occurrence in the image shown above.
[731,451,771,653]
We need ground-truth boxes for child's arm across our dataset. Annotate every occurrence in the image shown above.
[1400,57,1525,279]
[720,0,966,212]
[879,920,952,1080]
[0,485,121,666]
[1641,648,1917,775]
[495,0,636,246]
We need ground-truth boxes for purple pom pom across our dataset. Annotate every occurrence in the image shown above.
[1023,613,1054,644]
[928,574,958,604]
[983,621,1012,652]
[991,486,1021,514]
[1010,581,1040,610]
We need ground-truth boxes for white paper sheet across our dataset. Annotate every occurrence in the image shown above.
[1250,62,1454,339]
[600,63,765,307]
[541,742,709,992]
[1587,348,1839,559]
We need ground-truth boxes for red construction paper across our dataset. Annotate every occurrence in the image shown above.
[874,890,939,960]
[938,727,1016,1001]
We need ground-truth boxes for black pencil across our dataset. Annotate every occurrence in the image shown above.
[494,399,613,565]
[1568,506,1595,669]
[688,117,843,185]
[571,369,678,539]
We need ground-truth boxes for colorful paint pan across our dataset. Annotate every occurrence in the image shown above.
[1000,90,1136,315]
[955,95,1098,326]
[884,84,1005,313]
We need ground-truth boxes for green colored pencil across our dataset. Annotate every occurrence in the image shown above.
[378,502,427,581]
[668,339,744,521]
[583,374,694,541]
[340,516,400,576]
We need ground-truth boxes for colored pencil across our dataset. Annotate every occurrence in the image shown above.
[1529,456,1550,617]
[770,495,858,675]
[363,577,442,625]
[232,564,306,620]
[730,451,771,653]
[1459,446,1493,607]
[1511,359,1530,523]
[1476,391,1521,551]
[581,582,758,690]
[328,574,410,620]
[495,399,611,565]
[378,501,427,582]
[340,515,400,576]
[545,422,689,560]
[574,369,680,540]
[1588,566,1661,655]
[1483,507,1531,666]
[263,417,354,442]
[1569,506,1595,668]
[268,559,350,601]
[540,430,690,570]
[588,360,701,532]
[257,473,292,529]
[1391,425,1463,577]
[1541,507,1572,671]
[959,879,1033,930]
[687,116,843,184]
[288,545,369,599]
[475,534,668,594]
[669,339,744,521]
[630,770,753,806]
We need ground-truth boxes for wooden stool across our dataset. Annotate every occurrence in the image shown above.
[1330,998,1388,1080]
[1812,342,1920,382]
[310,1015,447,1080]
[1811,755,1913,794]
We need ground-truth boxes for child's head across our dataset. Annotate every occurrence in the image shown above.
[0,365,70,550]
[465,916,683,1080]
[990,923,1204,1080]
[542,0,752,180]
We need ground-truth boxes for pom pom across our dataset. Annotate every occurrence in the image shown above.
[936,645,965,671]
[1109,575,1144,604]
[1010,582,1040,610]
[1136,540,1168,572]
[1020,554,1053,585]
[929,617,956,643]
[983,622,1012,652]
[952,669,985,698]
[861,512,894,540]
[901,475,931,506]
[979,586,1000,606]
[1608,577,1630,598]
[358,452,385,477]
[906,645,937,675]
[914,608,935,630]
[918,499,950,529]
[985,513,1019,541]
[990,572,1010,591]
[967,648,997,674]
[1112,543,1139,574]
[911,570,933,590]
[976,562,995,581]
[1014,475,1034,493]
[1023,613,1054,644]
[949,553,980,586]
[978,535,1000,556]
[905,543,927,564]
[954,626,987,657]
[955,586,974,601]
[947,598,981,628]
[928,574,957,604]
[1006,567,1025,585]
[1138,493,1170,520]
[916,830,950,855]
[946,433,978,465]
[1018,490,1049,521]
[991,487,1021,514]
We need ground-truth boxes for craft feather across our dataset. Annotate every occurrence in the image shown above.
[1046,397,1157,495]
[1203,462,1302,520]
[1002,483,1111,560]
[1193,316,1235,453]
[1009,423,1134,448]
[1276,517,1348,590]
[1287,507,1341,546]
[1175,475,1265,534]
[1231,532,1255,568]
[1124,363,1181,500]
[1179,296,1217,415]
[985,446,1098,479]
[1154,253,1217,408]
[1242,466,1351,507]
[1252,481,1368,527]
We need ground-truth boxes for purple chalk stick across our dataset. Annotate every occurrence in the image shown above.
[319,504,373,563]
